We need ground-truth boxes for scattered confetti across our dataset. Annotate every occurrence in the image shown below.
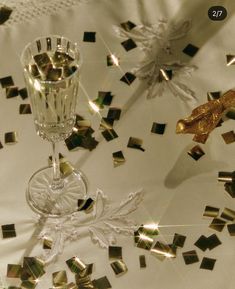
[151,241,175,259]
[95,91,114,106]
[18,88,28,100]
[127,137,145,151]
[203,206,220,218]
[193,133,209,144]
[52,271,67,287]
[209,218,226,232]
[110,260,128,276]
[66,256,86,274]
[134,230,154,251]
[19,104,32,114]
[158,69,172,82]
[102,129,118,141]
[83,32,96,42]
[218,171,235,183]
[77,198,94,213]
[0,76,14,88]
[172,233,186,248]
[109,246,122,260]
[112,150,125,167]
[121,38,137,51]
[206,234,221,250]
[194,235,209,251]
[224,182,235,198]
[182,43,199,57]
[43,237,53,249]
[200,257,216,270]
[100,118,114,130]
[207,91,221,101]
[107,107,121,120]
[227,223,235,236]
[221,131,235,144]
[120,72,136,85]
[187,145,205,161]
[107,54,120,66]
[151,122,166,135]
[1,224,16,238]
[6,86,18,98]
[139,255,146,268]
[7,264,22,278]
[0,6,12,25]
[93,276,112,289]
[5,132,18,144]
[182,250,199,265]
[226,54,235,66]
[120,20,136,31]
[220,207,235,221]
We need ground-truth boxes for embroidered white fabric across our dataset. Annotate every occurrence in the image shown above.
[114,19,197,103]
[0,0,88,26]
[37,189,144,264]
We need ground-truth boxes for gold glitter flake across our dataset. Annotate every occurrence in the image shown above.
[110,260,128,276]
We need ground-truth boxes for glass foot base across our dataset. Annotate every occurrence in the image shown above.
[26,166,87,217]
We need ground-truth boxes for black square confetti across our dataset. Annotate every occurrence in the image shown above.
[194,235,208,251]
[182,250,199,265]
[1,224,16,238]
[209,218,226,232]
[100,118,114,130]
[102,129,118,141]
[139,255,146,268]
[109,246,122,260]
[187,145,205,161]
[0,76,14,88]
[98,91,113,106]
[225,182,235,198]
[112,150,125,167]
[173,233,186,248]
[0,6,12,25]
[107,107,121,120]
[120,72,136,85]
[227,223,235,236]
[182,43,199,57]
[0,141,3,149]
[65,133,82,151]
[207,234,221,250]
[5,132,17,144]
[200,257,216,270]
[151,122,166,135]
[19,104,32,114]
[207,91,221,101]
[18,88,28,100]
[121,38,137,51]
[6,86,18,98]
[120,21,136,31]
[127,137,145,151]
[83,32,96,42]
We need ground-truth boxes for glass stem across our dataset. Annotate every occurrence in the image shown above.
[51,142,64,190]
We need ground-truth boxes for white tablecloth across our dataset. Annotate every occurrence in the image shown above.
[1,1,235,288]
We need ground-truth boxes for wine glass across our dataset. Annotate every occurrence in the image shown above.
[21,35,87,217]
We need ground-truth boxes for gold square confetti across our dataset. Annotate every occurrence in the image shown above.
[66,282,78,289]
[172,233,186,248]
[43,237,53,249]
[221,207,235,221]
[112,151,125,167]
[207,91,221,101]
[5,132,18,144]
[0,6,12,25]
[139,255,146,268]
[66,257,87,274]
[1,224,16,238]
[221,131,235,144]
[151,122,166,135]
[218,171,235,183]
[182,250,199,265]
[76,264,93,279]
[108,246,122,260]
[194,235,208,251]
[226,54,235,66]
[19,104,32,115]
[33,53,51,69]
[102,129,118,141]
[6,86,18,98]
[142,224,159,236]
[107,54,120,67]
[52,271,68,286]
[0,76,14,88]
[127,137,145,152]
[77,198,94,213]
[7,264,22,278]
[200,257,216,270]
[92,276,112,289]
[151,241,175,259]
[23,257,45,279]
[207,234,221,250]
[227,223,235,236]
[203,206,219,218]
[20,280,37,289]
[209,218,226,232]
[110,260,128,276]
[134,230,154,251]
[187,145,205,161]
[60,161,74,177]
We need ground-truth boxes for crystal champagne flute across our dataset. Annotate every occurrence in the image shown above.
[21,35,87,217]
